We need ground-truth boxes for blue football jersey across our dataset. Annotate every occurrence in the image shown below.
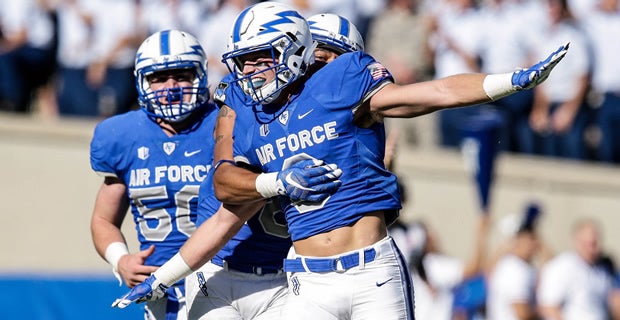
[197,171,291,270]
[219,52,402,242]
[90,108,217,266]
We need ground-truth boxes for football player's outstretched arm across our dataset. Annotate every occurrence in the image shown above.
[91,177,158,287]
[369,42,570,119]
[212,105,343,204]
[112,201,261,308]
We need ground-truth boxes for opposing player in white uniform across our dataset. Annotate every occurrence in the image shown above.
[90,29,216,319]
[111,2,569,319]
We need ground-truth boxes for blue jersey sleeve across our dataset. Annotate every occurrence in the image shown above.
[308,51,393,112]
[90,117,127,177]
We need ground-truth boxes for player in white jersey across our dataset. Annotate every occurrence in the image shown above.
[111,2,569,319]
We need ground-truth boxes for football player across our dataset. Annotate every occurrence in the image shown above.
[307,13,365,63]
[93,29,340,319]
[90,29,216,319]
[113,2,568,319]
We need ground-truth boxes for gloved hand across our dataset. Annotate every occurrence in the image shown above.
[111,274,168,308]
[256,159,343,202]
[277,159,343,202]
[512,42,569,90]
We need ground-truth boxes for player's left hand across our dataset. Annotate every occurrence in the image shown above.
[111,274,168,308]
[276,159,342,202]
[512,42,569,90]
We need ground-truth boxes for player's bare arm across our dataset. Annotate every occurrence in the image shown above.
[91,177,128,258]
[112,201,264,308]
[178,202,262,268]
[368,74,489,119]
[366,42,569,122]
[213,104,266,203]
[91,177,158,287]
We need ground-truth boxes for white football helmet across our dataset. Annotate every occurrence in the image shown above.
[135,29,209,122]
[307,13,364,54]
[222,1,316,104]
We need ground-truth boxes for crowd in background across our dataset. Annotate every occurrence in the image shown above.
[2,0,619,319]
[390,202,620,320]
[1,0,620,163]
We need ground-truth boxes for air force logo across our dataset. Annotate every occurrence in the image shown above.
[279,110,289,125]
[163,142,176,155]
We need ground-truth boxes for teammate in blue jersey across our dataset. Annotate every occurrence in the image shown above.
[111,2,569,319]
[90,29,216,319]
[185,18,365,318]
[111,11,361,319]
[182,168,291,319]
[307,13,365,63]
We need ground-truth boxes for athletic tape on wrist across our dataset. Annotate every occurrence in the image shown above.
[105,242,129,286]
[105,242,129,271]
[482,73,516,101]
[255,172,280,198]
[153,253,193,287]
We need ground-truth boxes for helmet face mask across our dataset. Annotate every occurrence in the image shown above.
[222,2,315,104]
[135,30,209,122]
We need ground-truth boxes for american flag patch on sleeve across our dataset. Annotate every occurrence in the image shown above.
[367,62,389,80]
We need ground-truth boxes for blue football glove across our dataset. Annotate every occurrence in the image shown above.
[276,159,343,202]
[512,42,569,90]
[111,274,168,309]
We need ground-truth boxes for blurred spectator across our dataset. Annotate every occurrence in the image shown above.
[198,0,255,94]
[86,0,141,118]
[54,0,99,117]
[537,218,618,320]
[427,0,487,148]
[366,0,435,147]
[409,213,490,320]
[0,0,57,113]
[272,0,384,38]
[475,0,545,154]
[55,0,140,118]
[527,0,591,160]
[366,0,434,85]
[486,203,550,320]
[568,0,598,21]
[580,0,620,163]
[138,0,207,37]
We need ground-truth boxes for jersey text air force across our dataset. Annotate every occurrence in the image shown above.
[90,109,217,266]
[219,52,402,242]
